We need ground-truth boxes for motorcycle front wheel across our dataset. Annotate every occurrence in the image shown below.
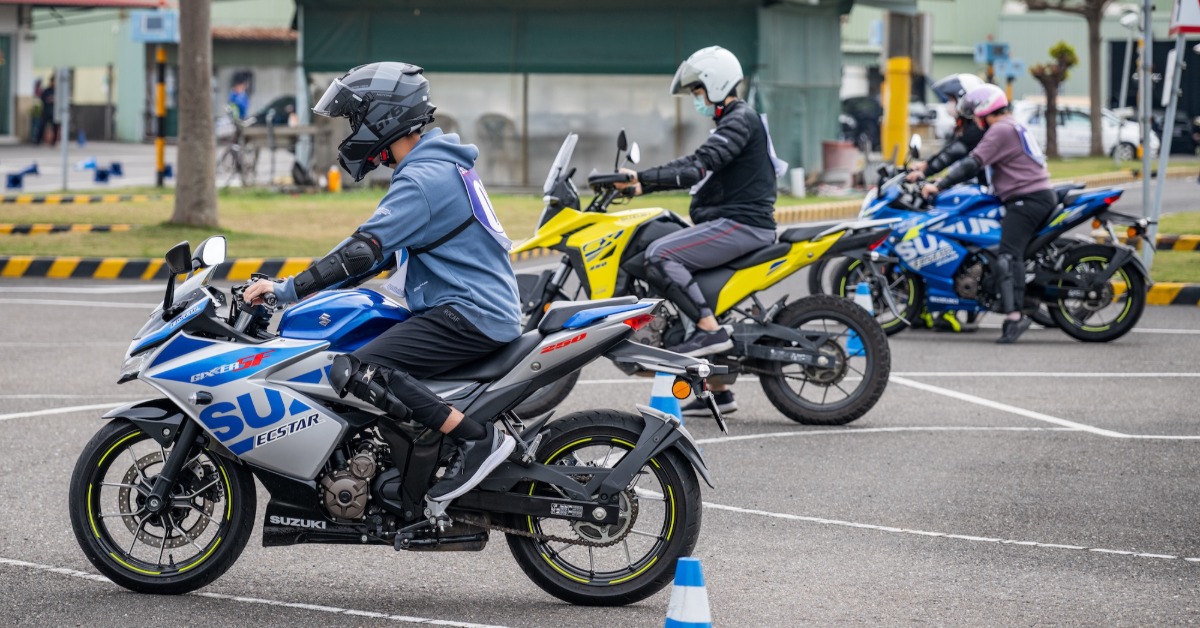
[1047,245,1146,342]
[69,419,256,594]
[759,295,892,425]
[830,257,924,336]
[506,409,702,606]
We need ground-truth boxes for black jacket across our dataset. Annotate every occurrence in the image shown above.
[637,100,777,230]
[926,120,985,176]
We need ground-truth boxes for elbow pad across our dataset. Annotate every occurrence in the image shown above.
[926,141,969,175]
[938,155,982,191]
[638,159,707,191]
[293,231,383,299]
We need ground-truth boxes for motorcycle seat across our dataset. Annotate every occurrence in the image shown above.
[537,296,640,334]
[429,330,543,381]
[1054,183,1086,205]
[779,224,833,243]
[724,243,793,270]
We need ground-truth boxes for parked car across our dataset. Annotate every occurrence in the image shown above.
[1011,101,1159,159]
[1151,109,1198,155]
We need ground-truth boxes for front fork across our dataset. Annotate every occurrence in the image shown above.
[861,252,911,325]
[143,419,204,516]
[522,257,572,332]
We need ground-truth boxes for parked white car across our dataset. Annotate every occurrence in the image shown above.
[1011,101,1159,159]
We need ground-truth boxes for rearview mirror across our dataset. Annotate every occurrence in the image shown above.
[908,134,922,160]
[165,241,192,275]
[192,236,227,269]
[627,142,641,165]
[617,129,628,152]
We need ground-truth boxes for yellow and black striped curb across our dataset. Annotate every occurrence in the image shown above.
[0,194,169,204]
[0,223,132,235]
[1147,283,1200,306]
[1116,234,1200,251]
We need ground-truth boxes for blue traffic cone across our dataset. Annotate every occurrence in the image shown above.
[665,557,712,627]
[108,162,123,177]
[94,168,111,183]
[846,281,874,357]
[75,157,96,171]
[649,372,682,421]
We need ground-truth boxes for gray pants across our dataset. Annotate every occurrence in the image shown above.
[646,217,776,320]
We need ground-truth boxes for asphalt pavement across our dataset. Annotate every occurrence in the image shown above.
[0,274,1198,627]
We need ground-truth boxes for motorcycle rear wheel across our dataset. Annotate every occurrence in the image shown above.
[506,409,702,606]
[759,295,891,425]
[68,419,256,595]
[830,257,924,336]
[1048,245,1146,342]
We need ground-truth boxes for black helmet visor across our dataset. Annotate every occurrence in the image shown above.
[313,78,362,118]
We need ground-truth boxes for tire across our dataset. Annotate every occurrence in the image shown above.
[829,257,924,336]
[1112,142,1137,163]
[759,295,891,425]
[69,419,256,595]
[806,258,831,296]
[506,409,702,606]
[1030,304,1057,328]
[1047,245,1146,342]
[513,369,581,417]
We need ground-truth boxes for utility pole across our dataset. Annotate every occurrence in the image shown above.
[172,0,217,227]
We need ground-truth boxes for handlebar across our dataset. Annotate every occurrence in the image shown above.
[587,172,634,186]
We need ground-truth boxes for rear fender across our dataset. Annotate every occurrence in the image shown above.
[582,404,714,494]
[101,398,185,447]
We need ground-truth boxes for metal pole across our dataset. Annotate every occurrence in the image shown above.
[293,5,312,176]
[58,68,70,191]
[1119,28,1133,111]
[155,45,166,187]
[1139,0,1152,259]
[1146,33,1187,270]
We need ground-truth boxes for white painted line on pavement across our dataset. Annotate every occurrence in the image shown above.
[699,502,1199,564]
[0,298,155,310]
[695,426,1076,445]
[0,394,143,400]
[0,341,129,347]
[0,402,123,422]
[975,323,1200,335]
[0,286,163,294]
[0,557,511,628]
[892,376,1200,441]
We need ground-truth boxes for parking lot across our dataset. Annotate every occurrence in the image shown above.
[1,276,1198,626]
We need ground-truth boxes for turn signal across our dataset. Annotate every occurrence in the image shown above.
[543,303,553,313]
[622,314,655,330]
[671,379,692,399]
[1127,226,1139,239]
[1092,219,1102,229]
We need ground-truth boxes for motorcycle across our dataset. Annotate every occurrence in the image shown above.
[512,132,894,426]
[68,235,730,606]
[827,166,1150,342]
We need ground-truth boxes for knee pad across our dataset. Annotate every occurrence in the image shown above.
[644,260,703,321]
[996,253,1017,313]
[330,354,412,420]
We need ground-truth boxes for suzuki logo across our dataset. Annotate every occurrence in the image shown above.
[318,313,331,327]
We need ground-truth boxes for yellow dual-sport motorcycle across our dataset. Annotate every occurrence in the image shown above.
[513,133,894,425]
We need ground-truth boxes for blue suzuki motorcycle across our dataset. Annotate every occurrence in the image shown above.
[827,170,1149,342]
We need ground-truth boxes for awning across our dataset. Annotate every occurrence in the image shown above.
[0,0,165,7]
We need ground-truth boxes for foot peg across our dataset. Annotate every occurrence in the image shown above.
[424,496,452,532]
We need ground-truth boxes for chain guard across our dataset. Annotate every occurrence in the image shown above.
[454,495,639,548]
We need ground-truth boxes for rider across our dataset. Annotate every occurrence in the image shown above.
[906,73,986,333]
[244,62,520,502]
[614,46,778,414]
[921,84,1054,344]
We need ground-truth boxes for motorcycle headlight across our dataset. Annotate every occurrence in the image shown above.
[119,352,149,383]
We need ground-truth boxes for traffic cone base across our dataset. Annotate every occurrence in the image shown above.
[665,557,711,627]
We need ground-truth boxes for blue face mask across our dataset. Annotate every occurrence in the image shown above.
[693,95,716,118]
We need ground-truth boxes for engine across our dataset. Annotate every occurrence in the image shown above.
[954,258,985,300]
[319,441,382,521]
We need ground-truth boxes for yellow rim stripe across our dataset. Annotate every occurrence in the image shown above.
[87,484,99,538]
[109,553,160,575]
[178,537,222,573]
[98,432,141,468]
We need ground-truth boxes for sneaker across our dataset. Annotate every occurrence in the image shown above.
[682,390,737,417]
[427,422,516,502]
[996,316,1032,344]
[668,327,733,357]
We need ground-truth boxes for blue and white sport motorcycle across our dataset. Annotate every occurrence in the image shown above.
[828,171,1150,342]
[68,235,727,606]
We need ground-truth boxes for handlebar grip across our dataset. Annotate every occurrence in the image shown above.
[262,292,278,308]
[587,172,634,186]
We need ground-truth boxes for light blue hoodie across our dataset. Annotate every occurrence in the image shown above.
[278,129,521,342]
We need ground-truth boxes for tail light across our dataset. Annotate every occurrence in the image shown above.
[1103,194,1121,205]
[622,314,655,330]
[868,233,889,250]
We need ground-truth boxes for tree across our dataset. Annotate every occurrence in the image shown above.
[172,0,218,227]
[1030,42,1080,158]
[1022,0,1114,157]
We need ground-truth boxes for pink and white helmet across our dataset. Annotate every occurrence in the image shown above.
[957,84,1008,119]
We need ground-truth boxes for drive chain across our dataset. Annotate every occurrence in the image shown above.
[455,495,639,548]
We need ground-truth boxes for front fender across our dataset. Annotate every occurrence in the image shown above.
[101,398,186,447]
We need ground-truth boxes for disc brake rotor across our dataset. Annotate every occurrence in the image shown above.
[119,451,216,549]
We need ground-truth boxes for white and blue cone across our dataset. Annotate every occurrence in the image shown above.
[649,372,682,421]
[846,281,874,357]
[665,557,712,627]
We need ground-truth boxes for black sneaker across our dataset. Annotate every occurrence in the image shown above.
[668,327,733,357]
[996,316,1032,344]
[427,422,516,502]
[682,390,737,417]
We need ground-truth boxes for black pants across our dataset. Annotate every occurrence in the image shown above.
[998,189,1057,313]
[352,304,506,431]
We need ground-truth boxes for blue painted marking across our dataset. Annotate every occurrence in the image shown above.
[149,334,213,368]
[155,344,318,386]
[767,259,786,274]
[130,296,210,355]
[562,303,646,329]
[288,398,311,415]
[290,368,324,384]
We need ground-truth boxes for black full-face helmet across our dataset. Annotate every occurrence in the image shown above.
[313,62,437,181]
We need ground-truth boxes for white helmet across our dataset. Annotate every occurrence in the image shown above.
[669,46,743,102]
